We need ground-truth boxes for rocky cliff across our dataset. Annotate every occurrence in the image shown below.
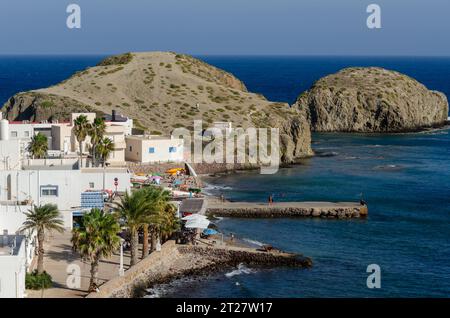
[2,52,312,162]
[294,67,449,132]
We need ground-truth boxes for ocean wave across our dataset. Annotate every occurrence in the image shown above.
[202,183,233,195]
[144,276,202,298]
[225,263,255,278]
[373,164,403,171]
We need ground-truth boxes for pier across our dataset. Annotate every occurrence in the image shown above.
[206,200,368,219]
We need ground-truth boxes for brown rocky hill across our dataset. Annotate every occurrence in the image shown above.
[294,67,448,132]
[1,52,312,162]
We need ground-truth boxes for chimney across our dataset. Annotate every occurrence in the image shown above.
[112,110,117,122]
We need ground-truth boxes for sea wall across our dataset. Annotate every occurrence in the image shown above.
[207,205,368,219]
[86,241,311,298]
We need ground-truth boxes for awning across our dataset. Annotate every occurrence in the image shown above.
[181,214,207,221]
[185,218,210,229]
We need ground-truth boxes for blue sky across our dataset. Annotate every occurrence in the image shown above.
[0,0,449,55]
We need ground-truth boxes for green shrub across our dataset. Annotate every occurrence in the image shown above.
[41,100,55,108]
[97,53,133,66]
[26,271,53,290]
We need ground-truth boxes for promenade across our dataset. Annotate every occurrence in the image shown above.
[26,230,131,298]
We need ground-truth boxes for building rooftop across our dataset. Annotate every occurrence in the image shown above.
[126,134,177,141]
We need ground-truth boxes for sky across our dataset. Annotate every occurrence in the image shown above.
[0,0,449,56]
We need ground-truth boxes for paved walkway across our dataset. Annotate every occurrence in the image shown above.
[27,230,134,298]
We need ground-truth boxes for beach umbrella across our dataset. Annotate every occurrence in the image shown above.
[185,218,210,229]
[181,214,207,221]
[202,228,218,236]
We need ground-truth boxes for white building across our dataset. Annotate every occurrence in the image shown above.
[125,135,184,163]
[1,110,133,166]
[0,234,27,298]
[0,167,132,230]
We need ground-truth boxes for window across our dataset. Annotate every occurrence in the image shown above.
[89,182,95,189]
[40,185,58,197]
[11,131,17,138]
[169,147,177,153]
[24,131,30,137]
[129,146,132,151]
[149,147,155,154]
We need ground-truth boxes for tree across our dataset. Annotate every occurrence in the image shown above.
[73,115,90,168]
[88,118,106,166]
[142,187,179,257]
[20,204,64,274]
[114,189,152,266]
[97,137,115,167]
[71,208,120,292]
[28,133,48,159]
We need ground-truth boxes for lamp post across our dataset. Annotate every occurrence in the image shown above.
[119,238,125,276]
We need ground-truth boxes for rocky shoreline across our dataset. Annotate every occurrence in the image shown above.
[86,241,312,298]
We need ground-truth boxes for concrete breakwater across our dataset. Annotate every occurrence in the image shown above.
[206,201,368,219]
[86,241,311,298]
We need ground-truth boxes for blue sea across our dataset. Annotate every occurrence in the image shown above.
[1,55,449,297]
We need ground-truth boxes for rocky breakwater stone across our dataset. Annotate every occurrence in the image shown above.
[206,205,364,219]
[178,245,313,268]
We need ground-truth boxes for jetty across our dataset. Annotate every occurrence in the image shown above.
[206,200,368,219]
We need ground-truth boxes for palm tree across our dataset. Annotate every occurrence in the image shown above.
[20,204,64,274]
[71,208,120,292]
[73,115,90,168]
[114,189,152,266]
[28,133,48,159]
[97,137,115,167]
[139,187,170,258]
[89,118,106,166]
[142,187,179,257]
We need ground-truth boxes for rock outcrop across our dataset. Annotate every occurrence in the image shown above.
[2,52,312,162]
[295,67,449,132]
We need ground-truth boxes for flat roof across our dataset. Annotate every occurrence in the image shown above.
[126,135,179,141]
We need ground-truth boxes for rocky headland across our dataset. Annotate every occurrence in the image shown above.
[295,67,449,132]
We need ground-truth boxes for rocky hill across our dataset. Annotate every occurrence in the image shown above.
[1,52,312,162]
[294,67,448,132]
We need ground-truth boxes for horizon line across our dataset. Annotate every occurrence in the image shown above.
[1,52,450,58]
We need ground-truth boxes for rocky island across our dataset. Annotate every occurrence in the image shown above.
[1,51,312,163]
[295,67,449,132]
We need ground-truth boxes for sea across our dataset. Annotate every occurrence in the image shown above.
[1,55,449,297]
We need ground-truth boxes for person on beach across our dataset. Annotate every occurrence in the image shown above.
[268,194,273,205]
[220,194,225,203]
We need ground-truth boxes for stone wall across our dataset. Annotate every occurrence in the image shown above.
[86,240,181,298]
[207,205,368,219]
